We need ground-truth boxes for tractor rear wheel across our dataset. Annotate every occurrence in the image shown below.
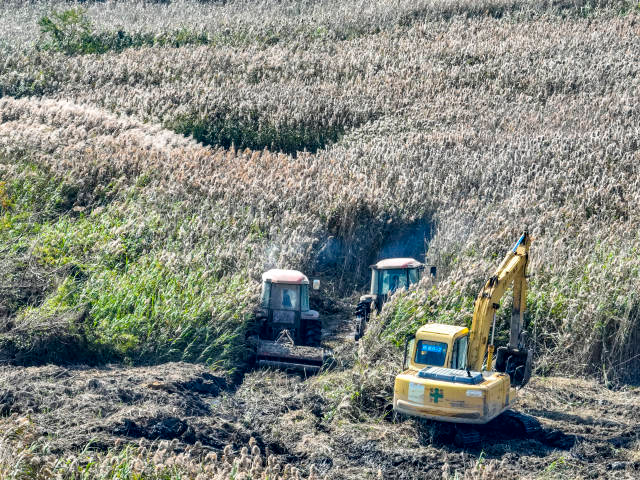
[245,316,266,366]
[305,319,322,347]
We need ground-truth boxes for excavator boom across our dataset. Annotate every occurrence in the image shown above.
[468,233,530,369]
[467,232,532,385]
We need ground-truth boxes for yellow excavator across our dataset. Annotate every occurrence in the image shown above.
[393,232,540,447]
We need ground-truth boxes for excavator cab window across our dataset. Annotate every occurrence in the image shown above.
[451,335,468,370]
[414,340,448,367]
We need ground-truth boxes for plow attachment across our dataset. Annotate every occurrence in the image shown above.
[257,340,325,373]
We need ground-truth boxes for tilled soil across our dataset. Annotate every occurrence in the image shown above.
[1,360,639,479]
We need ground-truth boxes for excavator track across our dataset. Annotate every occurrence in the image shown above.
[453,427,481,449]
[497,409,542,437]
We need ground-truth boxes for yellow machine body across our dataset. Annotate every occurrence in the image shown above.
[393,324,516,424]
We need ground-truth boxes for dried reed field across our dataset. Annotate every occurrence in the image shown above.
[1,0,640,478]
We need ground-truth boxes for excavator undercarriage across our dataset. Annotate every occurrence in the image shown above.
[416,409,543,449]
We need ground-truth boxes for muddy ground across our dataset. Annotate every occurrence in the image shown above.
[1,306,639,479]
[2,367,640,477]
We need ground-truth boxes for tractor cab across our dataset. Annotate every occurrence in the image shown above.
[370,258,425,305]
[258,269,320,346]
[354,258,435,339]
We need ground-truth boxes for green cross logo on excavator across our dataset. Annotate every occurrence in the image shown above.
[429,388,444,403]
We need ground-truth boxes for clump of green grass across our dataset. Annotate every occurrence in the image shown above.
[381,285,475,349]
[374,239,640,384]
[2,0,640,384]
[170,112,346,156]
[38,7,209,56]
[45,261,254,367]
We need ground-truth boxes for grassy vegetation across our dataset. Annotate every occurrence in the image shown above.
[1,414,317,480]
[378,236,640,384]
[0,155,255,371]
[38,7,210,56]
[170,112,347,156]
[0,0,638,423]
[1,0,640,383]
[2,1,640,479]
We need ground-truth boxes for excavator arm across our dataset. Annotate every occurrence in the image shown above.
[467,232,532,386]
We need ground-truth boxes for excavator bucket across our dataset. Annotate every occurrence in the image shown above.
[495,346,532,387]
[256,338,325,374]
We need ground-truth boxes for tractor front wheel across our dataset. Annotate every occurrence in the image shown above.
[355,315,366,340]
[305,319,322,347]
[354,300,372,340]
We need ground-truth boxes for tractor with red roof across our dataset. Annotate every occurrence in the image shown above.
[249,269,326,373]
[354,258,436,340]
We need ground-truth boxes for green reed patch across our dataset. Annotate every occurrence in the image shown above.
[38,7,209,56]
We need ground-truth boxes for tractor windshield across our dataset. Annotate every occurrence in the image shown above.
[379,269,409,295]
[408,267,420,284]
[270,284,300,311]
[414,340,448,367]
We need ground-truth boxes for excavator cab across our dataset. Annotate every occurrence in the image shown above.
[402,324,470,371]
[355,258,436,340]
[403,324,531,388]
